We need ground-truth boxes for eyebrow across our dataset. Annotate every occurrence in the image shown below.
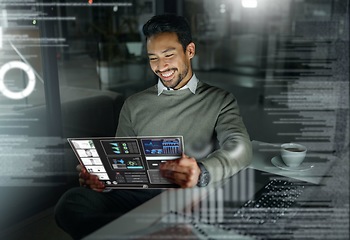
[148,47,176,56]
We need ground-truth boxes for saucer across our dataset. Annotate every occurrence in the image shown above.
[271,155,314,171]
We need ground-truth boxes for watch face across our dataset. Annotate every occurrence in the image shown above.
[202,172,210,186]
[197,163,210,187]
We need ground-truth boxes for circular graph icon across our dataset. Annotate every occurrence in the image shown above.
[0,61,36,100]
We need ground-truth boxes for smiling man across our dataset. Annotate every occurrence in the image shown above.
[147,31,194,90]
[55,14,252,239]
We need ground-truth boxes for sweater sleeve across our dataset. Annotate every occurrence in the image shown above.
[198,92,252,183]
[115,100,136,137]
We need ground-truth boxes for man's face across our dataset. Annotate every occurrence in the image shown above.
[146,32,195,89]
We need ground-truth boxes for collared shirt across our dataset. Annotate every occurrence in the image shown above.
[157,74,199,96]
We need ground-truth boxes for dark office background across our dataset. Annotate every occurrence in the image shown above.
[0,0,348,239]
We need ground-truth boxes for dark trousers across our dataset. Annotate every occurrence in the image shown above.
[54,187,162,239]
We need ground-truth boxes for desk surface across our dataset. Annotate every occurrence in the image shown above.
[84,141,340,240]
[249,140,336,184]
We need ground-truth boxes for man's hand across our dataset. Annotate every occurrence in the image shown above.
[159,153,201,188]
[77,164,105,192]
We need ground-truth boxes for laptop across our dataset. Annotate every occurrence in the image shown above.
[169,168,319,239]
[68,136,184,189]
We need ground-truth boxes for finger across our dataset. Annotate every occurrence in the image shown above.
[161,166,196,179]
[165,170,198,187]
[85,176,103,186]
[76,164,84,172]
[90,180,105,189]
[81,178,105,189]
[79,171,91,180]
[79,178,86,187]
[80,172,103,184]
[79,178,102,188]
[161,162,196,176]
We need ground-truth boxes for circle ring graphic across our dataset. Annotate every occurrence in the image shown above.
[0,61,36,100]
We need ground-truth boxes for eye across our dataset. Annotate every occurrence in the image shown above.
[149,57,158,61]
[165,54,174,58]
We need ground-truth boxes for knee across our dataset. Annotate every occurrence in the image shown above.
[54,187,111,239]
[54,187,88,231]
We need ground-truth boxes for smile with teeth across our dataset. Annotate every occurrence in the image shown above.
[160,70,175,78]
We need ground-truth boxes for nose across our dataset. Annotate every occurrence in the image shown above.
[157,58,169,72]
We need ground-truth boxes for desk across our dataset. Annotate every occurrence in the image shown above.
[84,141,341,239]
[249,141,336,184]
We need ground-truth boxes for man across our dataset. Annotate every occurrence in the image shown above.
[55,14,252,239]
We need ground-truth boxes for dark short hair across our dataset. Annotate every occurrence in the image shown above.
[142,14,192,52]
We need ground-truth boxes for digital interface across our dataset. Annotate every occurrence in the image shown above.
[101,140,140,155]
[0,1,347,237]
[110,157,144,170]
[142,138,182,155]
[68,136,183,189]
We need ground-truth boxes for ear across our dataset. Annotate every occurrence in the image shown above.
[186,42,195,59]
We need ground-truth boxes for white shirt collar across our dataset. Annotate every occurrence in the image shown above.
[157,74,199,96]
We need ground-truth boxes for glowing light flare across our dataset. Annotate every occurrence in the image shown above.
[88,0,93,4]
[1,10,8,28]
[220,4,226,13]
[0,61,36,100]
[241,0,258,8]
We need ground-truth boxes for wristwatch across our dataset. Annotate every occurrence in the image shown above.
[197,162,210,187]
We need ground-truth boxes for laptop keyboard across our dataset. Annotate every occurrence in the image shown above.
[168,178,307,239]
[230,178,305,225]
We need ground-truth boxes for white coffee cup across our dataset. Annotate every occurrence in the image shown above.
[280,143,307,168]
